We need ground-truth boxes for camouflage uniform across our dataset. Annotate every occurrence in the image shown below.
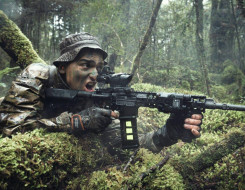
[0,62,164,153]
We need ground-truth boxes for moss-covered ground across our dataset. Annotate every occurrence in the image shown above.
[0,83,245,189]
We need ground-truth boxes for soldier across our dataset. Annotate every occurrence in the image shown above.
[0,32,202,154]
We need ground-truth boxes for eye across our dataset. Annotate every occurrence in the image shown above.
[79,62,90,68]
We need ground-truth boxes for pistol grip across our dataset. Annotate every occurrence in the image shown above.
[181,130,193,143]
[181,110,201,143]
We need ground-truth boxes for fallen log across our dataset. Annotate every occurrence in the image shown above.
[170,127,245,178]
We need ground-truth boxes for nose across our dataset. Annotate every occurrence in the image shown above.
[89,68,98,81]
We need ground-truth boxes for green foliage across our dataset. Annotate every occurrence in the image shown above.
[132,82,166,92]
[222,65,240,84]
[141,63,205,93]
[208,63,245,101]
[1,0,245,100]
[209,85,229,101]
[0,48,11,70]
[143,69,169,86]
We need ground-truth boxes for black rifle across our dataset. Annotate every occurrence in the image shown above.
[45,66,245,149]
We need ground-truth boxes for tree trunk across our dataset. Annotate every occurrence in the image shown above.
[120,0,130,67]
[231,0,243,70]
[194,0,211,96]
[209,0,219,72]
[108,52,118,71]
[236,0,245,17]
[209,0,235,72]
[0,10,46,69]
[131,0,162,77]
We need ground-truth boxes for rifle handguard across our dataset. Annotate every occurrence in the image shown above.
[71,114,85,131]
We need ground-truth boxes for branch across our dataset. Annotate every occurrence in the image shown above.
[0,10,46,69]
[127,152,170,189]
[102,23,124,51]
[131,0,163,77]
[0,66,19,80]
[123,148,139,172]
[139,152,170,181]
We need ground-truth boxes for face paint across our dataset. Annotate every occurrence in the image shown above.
[64,49,104,91]
[90,69,98,77]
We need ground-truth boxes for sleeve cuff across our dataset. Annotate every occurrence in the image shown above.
[152,125,177,148]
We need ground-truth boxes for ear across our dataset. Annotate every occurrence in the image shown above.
[58,64,66,74]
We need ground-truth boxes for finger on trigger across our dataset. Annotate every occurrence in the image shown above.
[111,111,119,119]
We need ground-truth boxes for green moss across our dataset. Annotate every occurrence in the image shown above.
[88,167,127,190]
[86,148,186,190]
[0,66,20,80]
[203,110,245,134]
[0,129,76,189]
[0,129,117,189]
[169,127,245,180]
[0,10,46,68]
[196,146,245,189]
[147,163,185,190]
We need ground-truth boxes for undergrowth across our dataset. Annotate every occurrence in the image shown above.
[0,83,244,189]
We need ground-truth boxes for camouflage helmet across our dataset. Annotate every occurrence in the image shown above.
[53,32,107,66]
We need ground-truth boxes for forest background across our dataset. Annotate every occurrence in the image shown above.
[0,0,245,189]
[0,0,245,101]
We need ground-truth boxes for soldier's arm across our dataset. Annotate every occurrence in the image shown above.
[0,63,70,136]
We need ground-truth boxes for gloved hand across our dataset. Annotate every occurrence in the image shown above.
[166,112,202,142]
[71,106,113,134]
[153,112,202,148]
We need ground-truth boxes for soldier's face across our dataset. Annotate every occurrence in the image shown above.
[61,49,104,91]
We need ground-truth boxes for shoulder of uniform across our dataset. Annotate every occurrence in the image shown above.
[20,63,53,80]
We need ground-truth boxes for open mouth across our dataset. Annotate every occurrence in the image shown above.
[85,82,96,92]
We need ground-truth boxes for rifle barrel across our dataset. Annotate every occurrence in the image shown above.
[205,99,245,111]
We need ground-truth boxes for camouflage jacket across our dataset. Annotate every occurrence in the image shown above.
[0,63,167,153]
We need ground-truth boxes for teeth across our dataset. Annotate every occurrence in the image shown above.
[87,82,94,86]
